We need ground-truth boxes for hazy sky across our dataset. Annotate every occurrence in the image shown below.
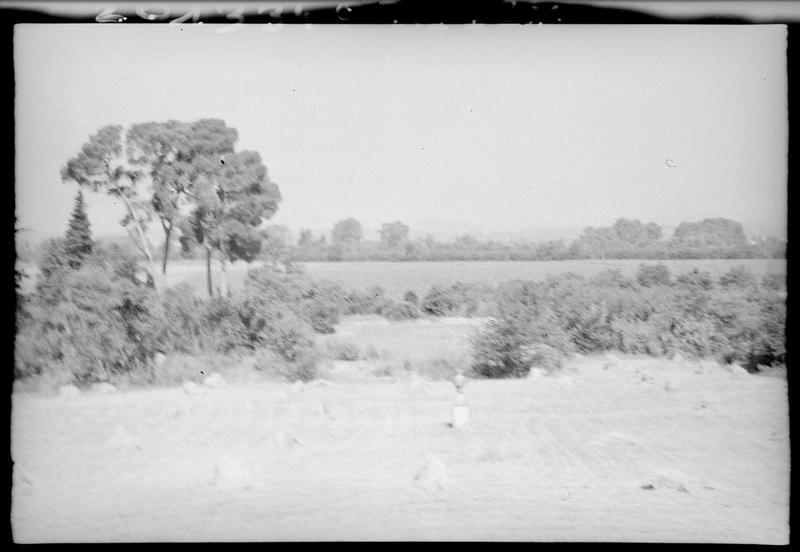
[15,24,787,242]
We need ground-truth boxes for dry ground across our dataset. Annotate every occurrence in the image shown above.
[11,354,789,543]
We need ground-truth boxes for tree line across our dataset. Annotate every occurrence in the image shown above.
[186,216,783,263]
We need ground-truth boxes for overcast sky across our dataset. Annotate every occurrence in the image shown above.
[15,24,787,242]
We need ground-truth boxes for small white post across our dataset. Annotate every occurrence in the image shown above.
[453,371,469,429]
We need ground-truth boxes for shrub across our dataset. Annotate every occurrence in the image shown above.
[719,265,756,288]
[591,269,636,289]
[421,285,463,316]
[761,273,786,291]
[326,339,360,361]
[468,270,786,377]
[521,344,564,373]
[471,319,532,378]
[403,290,419,305]
[382,300,422,322]
[363,344,382,361]
[300,280,344,334]
[676,269,714,290]
[419,282,491,317]
[16,257,165,386]
[417,357,462,380]
[162,283,205,354]
[636,263,671,287]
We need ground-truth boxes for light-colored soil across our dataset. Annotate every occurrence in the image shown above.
[11,355,789,543]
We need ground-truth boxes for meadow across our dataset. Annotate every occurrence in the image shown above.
[12,351,789,542]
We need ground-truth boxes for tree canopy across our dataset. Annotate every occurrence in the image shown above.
[331,218,363,246]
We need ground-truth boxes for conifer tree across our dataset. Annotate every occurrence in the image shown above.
[64,190,93,268]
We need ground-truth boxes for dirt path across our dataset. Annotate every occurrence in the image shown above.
[11,357,789,542]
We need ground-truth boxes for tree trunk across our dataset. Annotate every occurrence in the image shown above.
[161,223,172,275]
[205,247,213,298]
[219,257,229,298]
[118,192,162,295]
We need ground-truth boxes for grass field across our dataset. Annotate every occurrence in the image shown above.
[12,351,789,542]
[18,258,786,298]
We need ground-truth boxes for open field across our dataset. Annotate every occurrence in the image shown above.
[12,313,789,543]
[317,315,485,364]
[11,356,789,543]
[17,258,787,298]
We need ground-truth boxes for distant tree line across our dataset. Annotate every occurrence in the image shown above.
[178,216,781,263]
[17,215,785,267]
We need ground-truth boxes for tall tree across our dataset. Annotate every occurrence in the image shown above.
[61,125,161,292]
[331,218,363,246]
[379,221,410,249]
[126,119,239,275]
[190,149,282,297]
[63,190,94,268]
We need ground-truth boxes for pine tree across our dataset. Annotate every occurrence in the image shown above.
[64,190,93,268]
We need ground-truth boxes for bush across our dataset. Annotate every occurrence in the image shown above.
[300,280,344,334]
[362,344,382,360]
[636,263,671,287]
[471,319,533,378]
[421,285,463,316]
[521,344,564,373]
[16,256,165,386]
[419,282,491,317]
[676,269,714,290]
[382,300,422,321]
[403,290,419,305]
[326,339,360,361]
[162,283,205,354]
[468,270,786,377]
[591,269,636,289]
[416,357,462,380]
[761,273,786,291]
[719,265,756,288]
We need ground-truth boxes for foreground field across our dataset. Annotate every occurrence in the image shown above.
[12,353,789,542]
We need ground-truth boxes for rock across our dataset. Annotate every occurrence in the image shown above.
[663,380,679,392]
[413,453,448,491]
[671,352,686,364]
[182,381,205,395]
[213,456,254,491]
[92,382,117,394]
[290,380,305,392]
[203,372,228,389]
[58,385,81,399]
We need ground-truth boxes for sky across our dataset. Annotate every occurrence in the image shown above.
[15,24,788,243]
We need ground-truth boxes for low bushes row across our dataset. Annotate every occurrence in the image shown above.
[470,264,786,378]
